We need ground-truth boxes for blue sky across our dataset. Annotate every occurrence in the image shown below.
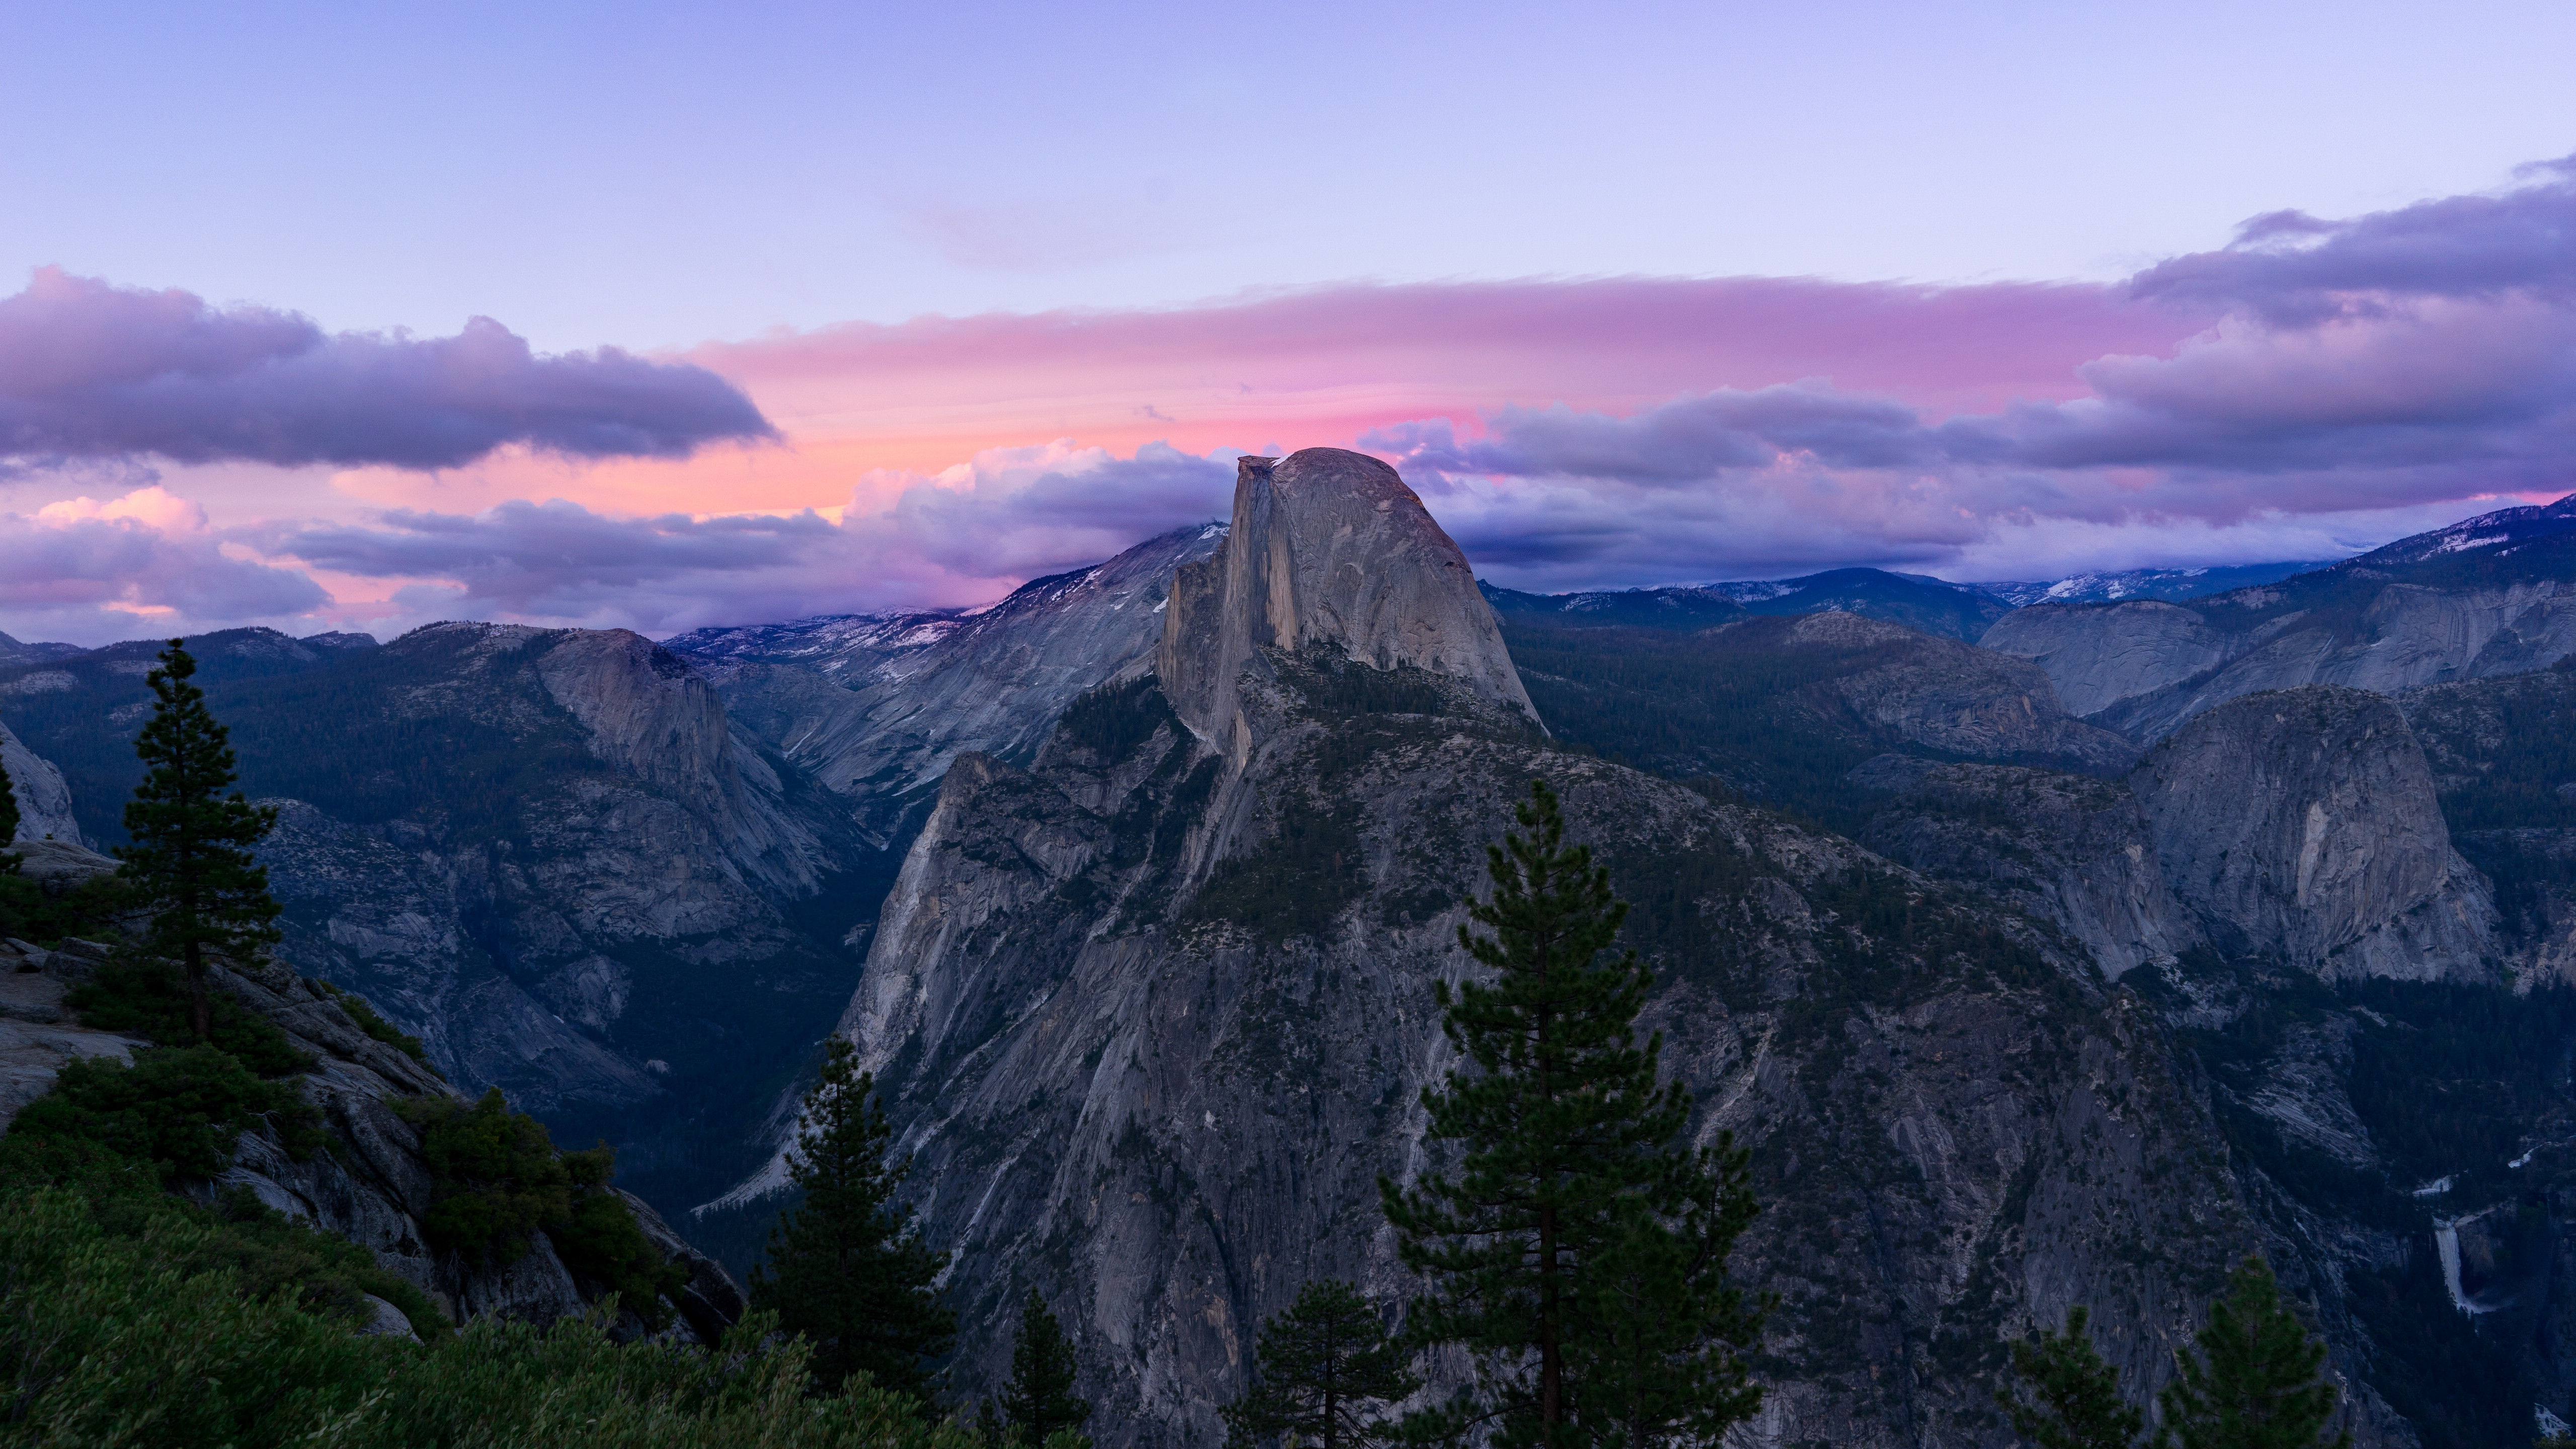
[8,1,2572,348]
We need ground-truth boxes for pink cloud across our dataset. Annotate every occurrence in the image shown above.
[8,157,2576,646]
[0,485,328,642]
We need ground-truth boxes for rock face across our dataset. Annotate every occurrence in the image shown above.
[689,523,1227,848]
[1983,493,2576,740]
[1772,612,2137,775]
[2127,686,2496,980]
[223,623,874,1223]
[2,719,84,846]
[1160,450,1534,744]
[1855,759,2201,978]
[792,454,2334,1449]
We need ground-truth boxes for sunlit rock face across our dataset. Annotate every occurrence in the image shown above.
[1160,449,1537,750]
[2128,684,2497,982]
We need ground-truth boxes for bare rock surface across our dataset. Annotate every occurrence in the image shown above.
[1775,612,2138,774]
[0,951,152,1133]
[1855,758,2200,977]
[1160,450,1535,745]
[768,453,2340,1449]
[2,719,83,846]
[2127,686,2496,980]
[693,523,1227,847]
[1982,494,2576,741]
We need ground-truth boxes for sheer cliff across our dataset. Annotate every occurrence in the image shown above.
[802,451,2353,1449]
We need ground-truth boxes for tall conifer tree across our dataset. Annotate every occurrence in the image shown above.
[2158,1257,2350,1449]
[750,1035,955,1400]
[116,640,281,1040]
[995,1287,1090,1446]
[1999,1306,2144,1449]
[1381,778,1764,1449]
[1222,1278,1418,1449]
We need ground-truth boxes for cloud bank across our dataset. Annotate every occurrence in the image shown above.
[0,268,776,472]
[3,157,2573,643]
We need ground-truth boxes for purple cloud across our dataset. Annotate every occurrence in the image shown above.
[0,268,776,471]
[2129,155,2576,323]
[233,442,1237,635]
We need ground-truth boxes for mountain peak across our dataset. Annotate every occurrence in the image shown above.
[1158,449,1536,742]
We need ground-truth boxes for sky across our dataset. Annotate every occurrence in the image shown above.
[3,0,2574,646]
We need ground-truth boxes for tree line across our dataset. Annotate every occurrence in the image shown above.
[0,643,2366,1448]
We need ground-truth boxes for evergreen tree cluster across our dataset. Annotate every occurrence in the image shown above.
[2000,1258,2351,1449]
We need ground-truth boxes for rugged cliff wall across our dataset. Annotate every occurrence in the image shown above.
[2127,686,2496,981]
[1855,758,2201,978]
[1160,450,1534,747]
[692,523,1226,849]
[795,454,2356,1449]
[2,719,82,845]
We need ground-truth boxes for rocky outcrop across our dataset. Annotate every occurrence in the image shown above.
[1855,758,2200,977]
[1980,599,2243,720]
[1160,450,1535,745]
[1982,494,2576,741]
[829,676,2251,1449]
[693,523,1227,847]
[1775,612,2138,775]
[2,719,82,846]
[2393,661,2576,986]
[2127,686,2496,981]
[776,454,2309,1449]
[1,915,745,1344]
[0,937,150,1131]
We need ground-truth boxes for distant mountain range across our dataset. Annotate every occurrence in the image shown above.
[1968,559,2340,606]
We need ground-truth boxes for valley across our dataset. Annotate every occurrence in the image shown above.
[8,458,2576,1448]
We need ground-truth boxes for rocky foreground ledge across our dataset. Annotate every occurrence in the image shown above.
[1,839,744,1344]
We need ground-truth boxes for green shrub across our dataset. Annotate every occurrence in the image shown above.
[0,867,127,946]
[175,1186,451,1341]
[316,978,431,1062]
[68,951,313,1076]
[7,1042,320,1181]
[0,1186,973,1447]
[0,1187,395,1448]
[553,1175,692,1332]
[400,1089,689,1326]
[399,1087,575,1267]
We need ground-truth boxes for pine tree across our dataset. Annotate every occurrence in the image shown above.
[115,640,282,1040]
[1222,1278,1419,1449]
[750,1035,955,1401]
[1380,778,1765,1449]
[1999,1306,2143,1449]
[2158,1257,2350,1449]
[996,1287,1090,1447]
